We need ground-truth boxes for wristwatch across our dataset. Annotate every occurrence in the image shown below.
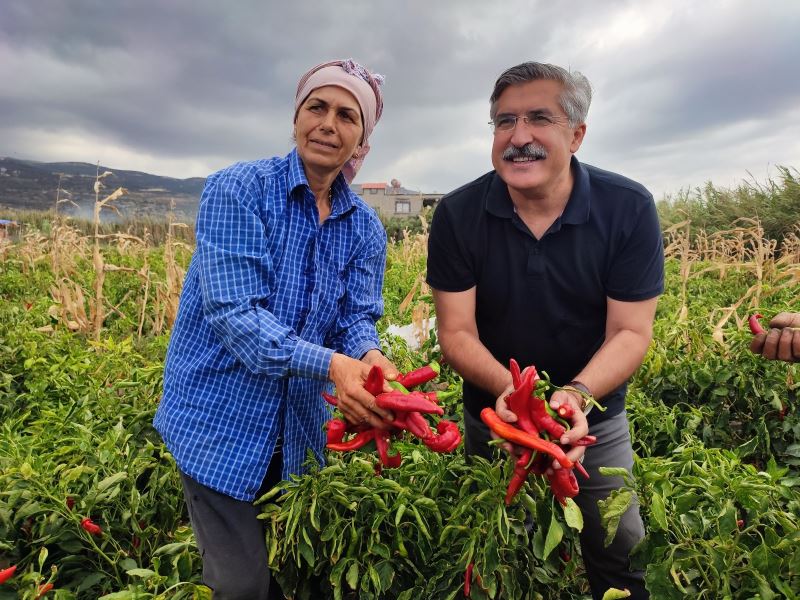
[562,380,595,414]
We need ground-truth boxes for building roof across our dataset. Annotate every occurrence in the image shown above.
[361,182,387,189]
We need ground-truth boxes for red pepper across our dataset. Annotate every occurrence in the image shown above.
[81,517,103,536]
[396,361,440,389]
[66,496,75,510]
[423,420,461,452]
[0,565,16,584]
[363,364,385,396]
[572,435,597,446]
[547,467,579,506]
[557,403,574,419]
[480,408,573,469]
[464,562,474,597]
[529,395,567,439]
[736,519,745,529]
[504,363,540,435]
[326,418,347,445]
[375,390,443,415]
[322,392,338,406]
[505,449,533,505]
[326,429,376,451]
[392,410,435,439]
[748,313,765,335]
[35,583,54,599]
[374,430,402,468]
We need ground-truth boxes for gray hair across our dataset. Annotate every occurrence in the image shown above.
[489,62,593,126]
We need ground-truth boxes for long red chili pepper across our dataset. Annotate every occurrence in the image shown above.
[505,449,533,505]
[748,313,765,335]
[326,429,376,451]
[375,430,402,468]
[529,395,567,439]
[480,408,573,469]
[35,583,54,599]
[572,435,597,446]
[363,364,385,396]
[326,418,347,445]
[504,362,540,434]
[0,565,16,584]
[547,467,579,506]
[423,420,461,452]
[80,517,103,536]
[464,562,474,597]
[392,410,435,439]
[322,392,338,407]
[375,390,443,415]
[396,361,440,389]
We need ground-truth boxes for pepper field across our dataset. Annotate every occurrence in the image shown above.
[0,202,799,599]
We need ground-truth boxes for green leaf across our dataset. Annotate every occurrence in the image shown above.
[96,471,127,492]
[598,489,633,547]
[649,492,668,531]
[601,588,632,600]
[562,497,583,532]
[542,511,564,560]
[125,568,156,579]
[346,561,359,590]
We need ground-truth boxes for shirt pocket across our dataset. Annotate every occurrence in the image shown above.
[308,268,346,336]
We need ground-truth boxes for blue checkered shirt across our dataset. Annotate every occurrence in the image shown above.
[154,149,386,501]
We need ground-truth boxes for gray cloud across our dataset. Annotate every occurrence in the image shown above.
[1,0,798,199]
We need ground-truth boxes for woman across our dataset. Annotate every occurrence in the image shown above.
[154,59,396,599]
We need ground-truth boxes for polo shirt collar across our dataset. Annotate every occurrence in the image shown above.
[287,148,355,217]
[485,155,591,226]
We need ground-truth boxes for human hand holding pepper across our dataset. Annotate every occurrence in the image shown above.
[361,349,401,385]
[329,353,394,429]
[749,312,800,363]
[547,389,589,469]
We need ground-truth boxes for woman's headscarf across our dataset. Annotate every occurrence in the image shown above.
[295,59,384,183]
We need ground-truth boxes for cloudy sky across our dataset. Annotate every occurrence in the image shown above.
[1,0,799,199]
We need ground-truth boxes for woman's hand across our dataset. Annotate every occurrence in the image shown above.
[361,349,400,392]
[328,353,394,428]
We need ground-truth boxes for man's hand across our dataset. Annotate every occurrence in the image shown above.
[329,353,394,428]
[548,389,589,469]
[750,312,800,363]
[494,384,589,468]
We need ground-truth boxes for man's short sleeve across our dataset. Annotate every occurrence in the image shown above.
[426,201,476,292]
[605,197,665,301]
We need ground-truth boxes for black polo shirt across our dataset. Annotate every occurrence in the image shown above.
[426,156,664,425]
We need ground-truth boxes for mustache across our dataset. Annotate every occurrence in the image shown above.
[502,143,547,161]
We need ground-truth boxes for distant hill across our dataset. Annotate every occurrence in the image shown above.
[0,157,206,221]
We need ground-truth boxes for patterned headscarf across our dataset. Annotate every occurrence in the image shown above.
[295,59,385,182]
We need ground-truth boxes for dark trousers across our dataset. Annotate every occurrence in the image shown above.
[464,409,649,600]
[180,447,285,600]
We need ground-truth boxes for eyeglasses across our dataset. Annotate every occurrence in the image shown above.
[489,111,570,133]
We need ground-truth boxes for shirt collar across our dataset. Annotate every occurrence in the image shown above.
[485,155,591,226]
[287,148,355,217]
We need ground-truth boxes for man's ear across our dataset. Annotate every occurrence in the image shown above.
[570,123,587,154]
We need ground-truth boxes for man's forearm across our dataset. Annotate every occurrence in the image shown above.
[573,329,652,400]
[439,330,511,398]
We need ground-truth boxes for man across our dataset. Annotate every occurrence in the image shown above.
[427,62,664,599]
[750,312,800,362]
[154,59,397,599]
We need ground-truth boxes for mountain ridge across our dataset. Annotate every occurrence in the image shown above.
[0,157,206,220]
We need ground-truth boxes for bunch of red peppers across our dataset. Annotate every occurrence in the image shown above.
[481,359,597,506]
[323,361,461,468]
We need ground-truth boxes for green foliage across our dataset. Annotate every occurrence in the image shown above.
[656,166,800,246]
[259,451,585,600]
[628,445,800,598]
